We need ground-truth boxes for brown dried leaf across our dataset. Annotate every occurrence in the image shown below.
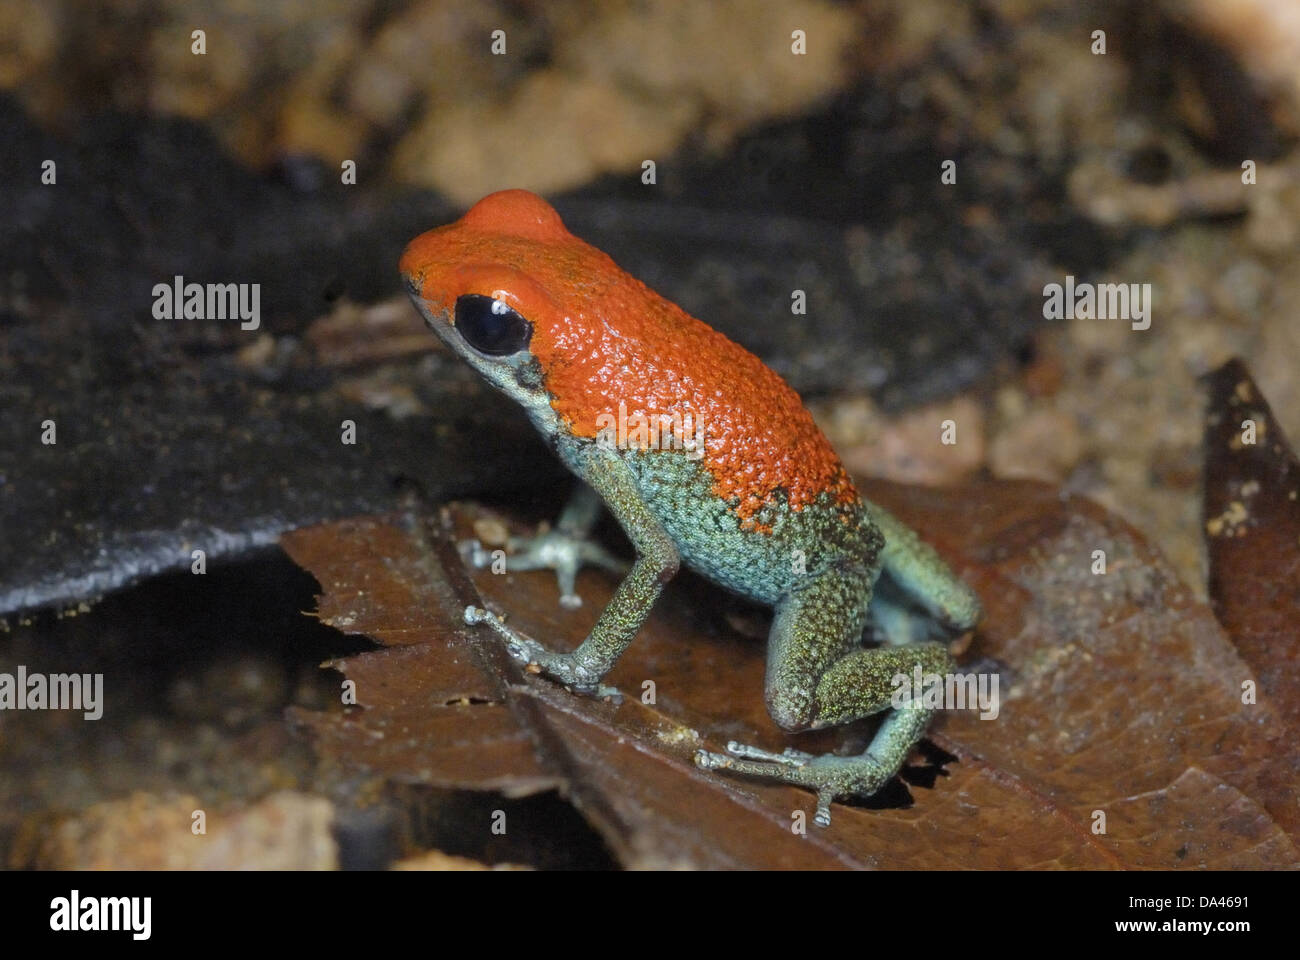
[1202,358,1300,735]
[281,473,1299,868]
[283,516,556,795]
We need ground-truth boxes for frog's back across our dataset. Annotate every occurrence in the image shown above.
[522,237,861,530]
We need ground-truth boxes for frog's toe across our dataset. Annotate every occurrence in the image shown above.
[813,791,835,827]
[693,747,807,781]
[693,748,733,772]
[463,605,543,664]
[458,538,495,569]
[722,741,812,766]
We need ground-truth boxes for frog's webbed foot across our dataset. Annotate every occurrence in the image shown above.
[460,527,629,610]
[694,742,891,827]
[463,606,621,699]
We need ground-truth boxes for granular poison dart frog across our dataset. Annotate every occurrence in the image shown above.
[400,190,980,826]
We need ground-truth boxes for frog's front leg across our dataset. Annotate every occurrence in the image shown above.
[694,566,954,826]
[466,450,679,695]
[462,483,630,608]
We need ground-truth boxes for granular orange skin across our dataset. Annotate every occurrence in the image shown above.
[400,190,859,524]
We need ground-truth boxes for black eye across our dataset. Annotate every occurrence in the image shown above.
[453,294,532,356]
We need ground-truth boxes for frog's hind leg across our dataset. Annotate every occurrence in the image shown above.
[866,500,981,645]
[695,565,954,826]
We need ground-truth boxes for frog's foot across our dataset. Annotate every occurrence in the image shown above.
[460,528,628,610]
[694,743,891,827]
[463,606,620,699]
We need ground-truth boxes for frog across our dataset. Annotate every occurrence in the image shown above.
[400,189,980,826]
